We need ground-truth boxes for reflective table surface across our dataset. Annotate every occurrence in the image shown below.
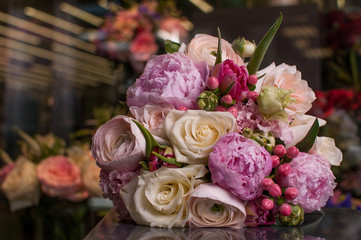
[84,208,361,240]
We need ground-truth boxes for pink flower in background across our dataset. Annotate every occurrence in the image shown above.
[126,52,209,109]
[186,34,244,68]
[159,17,189,43]
[0,163,14,184]
[37,156,88,201]
[276,152,336,213]
[209,133,272,201]
[130,31,158,62]
[212,59,249,101]
[91,115,146,173]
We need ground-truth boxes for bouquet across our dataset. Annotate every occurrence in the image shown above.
[92,14,342,228]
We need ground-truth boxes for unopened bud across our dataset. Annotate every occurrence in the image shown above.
[197,91,219,111]
[278,204,304,226]
[207,76,219,90]
[232,37,256,58]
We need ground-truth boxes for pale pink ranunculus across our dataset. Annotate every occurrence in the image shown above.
[188,183,246,228]
[208,133,272,201]
[37,155,88,201]
[212,59,249,101]
[130,31,158,62]
[91,115,146,173]
[126,52,209,110]
[186,34,244,68]
[276,152,336,213]
[129,103,174,140]
[257,63,316,116]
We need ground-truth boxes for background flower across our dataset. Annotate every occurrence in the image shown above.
[126,52,208,109]
[209,133,272,200]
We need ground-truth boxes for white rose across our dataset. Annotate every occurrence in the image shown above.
[309,137,343,166]
[185,34,244,68]
[1,157,40,212]
[119,164,208,228]
[256,63,316,117]
[165,110,236,165]
[129,103,174,140]
[188,183,246,228]
[286,114,326,148]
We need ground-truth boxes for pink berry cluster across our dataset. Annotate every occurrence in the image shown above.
[260,144,300,217]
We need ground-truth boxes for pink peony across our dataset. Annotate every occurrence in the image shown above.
[276,152,336,213]
[129,31,158,62]
[126,52,209,109]
[91,115,146,173]
[37,156,88,201]
[212,59,249,102]
[208,133,272,201]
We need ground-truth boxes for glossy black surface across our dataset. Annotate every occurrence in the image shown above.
[84,208,361,240]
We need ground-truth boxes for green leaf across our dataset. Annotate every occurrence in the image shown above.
[139,161,149,171]
[247,13,283,75]
[132,120,158,158]
[215,27,222,65]
[222,81,235,95]
[151,151,185,168]
[165,39,180,53]
[295,118,319,152]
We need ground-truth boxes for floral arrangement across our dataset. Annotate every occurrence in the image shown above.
[0,129,102,212]
[91,14,342,228]
[95,0,189,73]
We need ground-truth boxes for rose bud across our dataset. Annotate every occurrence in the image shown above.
[247,74,258,85]
[278,163,291,176]
[247,91,259,101]
[279,203,292,216]
[207,76,219,90]
[287,146,299,159]
[261,198,274,210]
[278,204,304,226]
[284,187,298,200]
[273,144,287,158]
[227,106,238,118]
[261,178,274,191]
[221,94,233,105]
[215,105,227,112]
[272,155,280,168]
[232,37,256,58]
[269,183,282,197]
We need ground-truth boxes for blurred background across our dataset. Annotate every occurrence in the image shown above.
[1,0,361,239]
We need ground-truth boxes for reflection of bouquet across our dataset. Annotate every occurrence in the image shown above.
[0,129,102,212]
[92,14,342,228]
[94,0,189,73]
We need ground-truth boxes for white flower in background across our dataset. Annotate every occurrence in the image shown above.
[1,157,40,212]
[120,164,208,228]
[309,136,343,166]
[188,183,246,228]
[164,110,236,165]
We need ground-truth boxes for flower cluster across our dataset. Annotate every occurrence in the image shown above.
[0,130,102,212]
[94,0,189,73]
[92,14,341,228]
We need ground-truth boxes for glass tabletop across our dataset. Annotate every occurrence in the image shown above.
[84,207,361,240]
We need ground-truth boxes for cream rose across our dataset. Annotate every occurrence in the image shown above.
[129,103,174,140]
[1,157,40,212]
[286,114,326,148]
[119,164,208,228]
[92,115,146,172]
[188,183,246,228]
[257,63,316,117]
[164,110,236,165]
[309,137,343,166]
[185,34,244,68]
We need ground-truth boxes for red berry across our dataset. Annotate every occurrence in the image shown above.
[221,94,233,105]
[271,155,280,168]
[207,76,219,90]
[269,184,282,197]
[227,106,238,118]
[177,106,188,111]
[273,144,287,157]
[287,146,299,159]
[279,203,292,216]
[278,163,291,176]
[247,74,258,85]
[261,198,274,210]
[261,178,274,190]
[247,91,259,101]
[285,187,298,200]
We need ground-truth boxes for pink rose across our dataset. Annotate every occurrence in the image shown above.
[37,156,88,201]
[186,34,244,68]
[212,59,249,101]
[257,63,316,116]
[91,115,146,172]
[275,152,336,213]
[209,133,272,201]
[129,103,174,140]
[127,52,208,109]
[130,31,158,62]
